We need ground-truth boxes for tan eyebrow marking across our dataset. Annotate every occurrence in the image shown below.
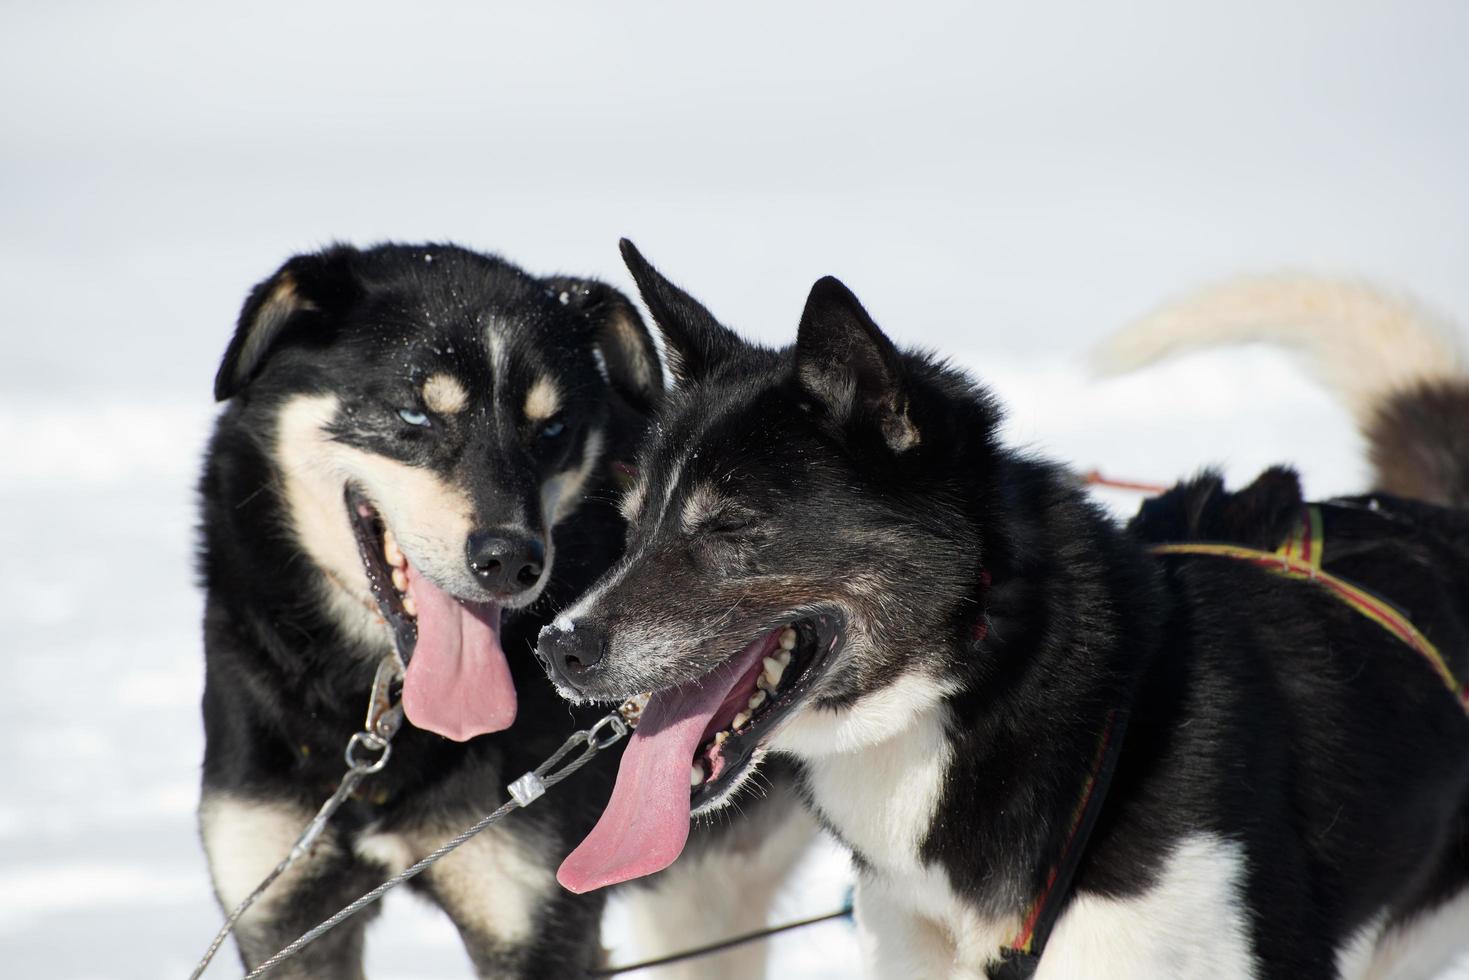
[422,373,469,414]
[524,376,561,421]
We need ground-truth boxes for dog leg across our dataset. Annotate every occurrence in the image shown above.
[1035,834,1259,980]
[852,873,968,979]
[1359,885,1469,980]
[412,820,600,978]
[199,791,383,979]
[623,781,820,980]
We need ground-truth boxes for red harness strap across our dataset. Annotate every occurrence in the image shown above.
[1081,469,1171,495]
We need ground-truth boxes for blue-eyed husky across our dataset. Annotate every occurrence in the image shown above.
[197,242,812,978]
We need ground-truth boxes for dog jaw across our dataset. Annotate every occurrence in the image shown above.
[275,393,388,650]
[329,443,482,600]
[274,393,520,652]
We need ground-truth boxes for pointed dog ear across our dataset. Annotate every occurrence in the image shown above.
[619,238,744,386]
[795,276,919,454]
[543,277,664,415]
[214,246,359,401]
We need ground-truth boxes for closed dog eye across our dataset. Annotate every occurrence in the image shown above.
[702,508,758,536]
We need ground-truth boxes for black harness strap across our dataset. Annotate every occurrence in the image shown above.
[986,707,1130,980]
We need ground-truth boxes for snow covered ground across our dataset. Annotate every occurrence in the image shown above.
[3,2,1469,977]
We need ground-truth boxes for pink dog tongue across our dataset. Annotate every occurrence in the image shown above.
[400,565,516,741]
[557,643,767,894]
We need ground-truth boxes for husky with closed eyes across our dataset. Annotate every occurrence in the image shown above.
[539,242,1469,978]
[196,242,812,978]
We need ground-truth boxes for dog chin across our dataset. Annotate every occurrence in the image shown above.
[549,678,596,705]
[691,744,769,817]
[546,672,650,708]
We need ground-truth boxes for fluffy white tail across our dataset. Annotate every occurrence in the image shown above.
[1094,274,1465,427]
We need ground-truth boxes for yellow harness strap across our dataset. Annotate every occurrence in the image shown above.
[1151,506,1469,713]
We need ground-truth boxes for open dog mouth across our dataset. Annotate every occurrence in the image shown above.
[688,617,836,805]
[346,487,420,662]
[557,613,841,894]
[345,486,517,741]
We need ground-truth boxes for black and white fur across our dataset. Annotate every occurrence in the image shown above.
[197,242,811,978]
[539,244,1469,978]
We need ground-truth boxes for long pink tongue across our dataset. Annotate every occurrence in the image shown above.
[400,565,515,741]
[557,641,768,893]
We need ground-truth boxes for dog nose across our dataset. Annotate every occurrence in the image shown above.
[466,528,545,595]
[538,624,608,688]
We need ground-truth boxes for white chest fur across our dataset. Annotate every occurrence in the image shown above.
[780,679,1018,976]
[778,674,1265,977]
[799,698,954,878]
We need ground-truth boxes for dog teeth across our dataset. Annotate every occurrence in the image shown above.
[691,762,705,786]
[700,631,804,754]
[401,594,417,617]
[761,656,786,689]
[391,568,408,593]
[383,529,404,568]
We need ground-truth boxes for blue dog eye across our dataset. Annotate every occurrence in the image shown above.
[398,408,430,427]
[541,420,566,438]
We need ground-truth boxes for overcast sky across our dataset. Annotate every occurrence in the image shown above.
[4,3,1468,977]
[4,1,1467,398]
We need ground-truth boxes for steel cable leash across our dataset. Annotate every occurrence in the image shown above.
[231,702,630,979]
[189,656,404,980]
[587,901,855,976]
[239,708,629,978]
[186,663,637,980]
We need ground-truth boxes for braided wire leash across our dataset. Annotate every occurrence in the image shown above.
[590,901,854,976]
[189,657,404,980]
[186,668,632,980]
[237,710,629,979]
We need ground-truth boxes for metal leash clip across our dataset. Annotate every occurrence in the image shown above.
[342,657,403,775]
[508,706,631,806]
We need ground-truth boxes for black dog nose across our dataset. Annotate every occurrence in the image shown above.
[539,624,608,687]
[466,529,545,595]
